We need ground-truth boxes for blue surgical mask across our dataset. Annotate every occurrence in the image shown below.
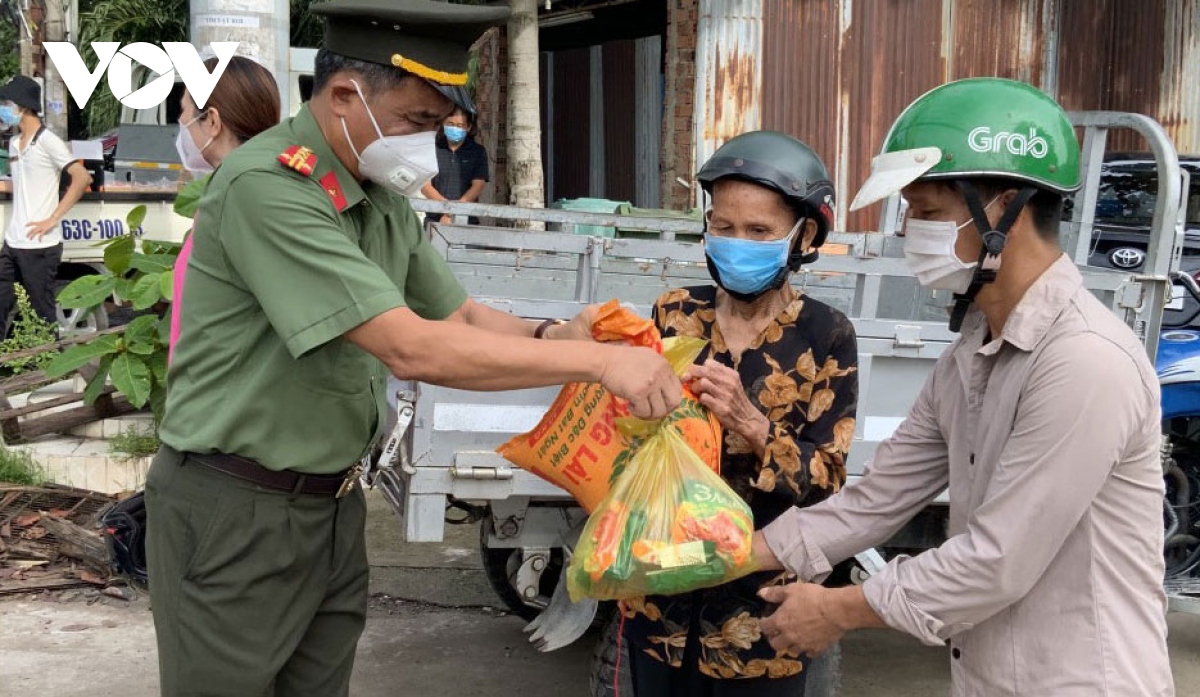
[444,125,467,144]
[0,105,20,128]
[704,217,804,297]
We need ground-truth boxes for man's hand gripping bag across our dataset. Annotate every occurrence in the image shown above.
[496,300,721,512]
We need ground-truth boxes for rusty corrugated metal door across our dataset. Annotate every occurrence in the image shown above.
[604,40,638,203]
[763,0,945,232]
[551,47,593,201]
[948,0,1049,86]
[1157,0,1200,154]
[760,0,842,215]
[757,0,1197,230]
[1056,0,1167,152]
[635,35,663,208]
[693,0,763,206]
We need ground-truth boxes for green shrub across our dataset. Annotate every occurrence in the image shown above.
[109,426,161,460]
[0,286,60,375]
[0,447,45,486]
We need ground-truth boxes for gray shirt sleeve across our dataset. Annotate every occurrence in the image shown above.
[762,362,951,581]
[860,334,1157,645]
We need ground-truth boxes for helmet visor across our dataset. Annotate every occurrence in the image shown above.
[431,82,476,117]
[849,146,943,211]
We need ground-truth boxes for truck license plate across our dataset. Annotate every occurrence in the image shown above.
[60,218,145,241]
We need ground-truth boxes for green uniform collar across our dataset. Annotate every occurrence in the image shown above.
[290,105,397,214]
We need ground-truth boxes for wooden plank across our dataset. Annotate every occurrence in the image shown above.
[0,371,60,395]
[0,576,88,595]
[11,395,136,443]
[3,539,58,562]
[0,326,125,364]
[0,388,113,421]
[37,513,109,571]
[0,389,15,443]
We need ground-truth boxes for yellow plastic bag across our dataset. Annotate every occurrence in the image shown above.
[566,421,758,601]
[497,301,721,512]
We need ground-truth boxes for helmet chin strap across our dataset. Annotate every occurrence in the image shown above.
[947,181,1038,333]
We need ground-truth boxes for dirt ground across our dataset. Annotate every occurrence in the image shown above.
[3,490,1199,696]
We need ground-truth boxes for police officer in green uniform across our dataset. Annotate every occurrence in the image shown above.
[145,2,682,695]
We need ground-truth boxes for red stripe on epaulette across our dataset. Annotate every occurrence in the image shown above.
[278,145,317,177]
[319,170,348,212]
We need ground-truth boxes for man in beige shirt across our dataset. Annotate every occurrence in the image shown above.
[753,78,1173,696]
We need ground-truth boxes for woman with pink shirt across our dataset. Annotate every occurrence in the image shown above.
[170,56,280,360]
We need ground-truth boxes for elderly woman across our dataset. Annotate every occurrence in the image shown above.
[619,131,859,696]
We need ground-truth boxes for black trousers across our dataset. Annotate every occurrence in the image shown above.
[624,604,808,697]
[0,243,62,336]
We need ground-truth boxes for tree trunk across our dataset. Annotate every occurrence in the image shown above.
[506,0,546,230]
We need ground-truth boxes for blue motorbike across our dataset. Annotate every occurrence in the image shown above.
[1156,271,1200,604]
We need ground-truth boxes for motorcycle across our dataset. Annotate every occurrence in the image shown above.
[1156,271,1200,601]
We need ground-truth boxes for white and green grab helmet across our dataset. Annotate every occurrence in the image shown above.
[850,77,1082,212]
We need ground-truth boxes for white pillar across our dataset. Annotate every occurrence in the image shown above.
[190,0,290,113]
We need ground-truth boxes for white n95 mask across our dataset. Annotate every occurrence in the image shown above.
[342,79,439,197]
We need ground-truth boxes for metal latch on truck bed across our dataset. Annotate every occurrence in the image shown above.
[450,462,514,480]
[364,389,417,489]
[893,324,925,349]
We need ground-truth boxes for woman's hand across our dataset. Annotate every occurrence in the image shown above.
[685,359,770,450]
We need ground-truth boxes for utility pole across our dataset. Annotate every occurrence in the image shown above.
[18,0,38,85]
[39,0,67,136]
[9,0,33,80]
[190,0,290,111]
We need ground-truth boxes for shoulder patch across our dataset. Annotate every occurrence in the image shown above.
[278,145,317,177]
[318,170,349,212]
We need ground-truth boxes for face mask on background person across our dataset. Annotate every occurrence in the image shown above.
[902,196,1000,294]
[704,216,803,297]
[0,104,21,128]
[175,112,215,174]
[341,79,440,197]
[444,125,467,144]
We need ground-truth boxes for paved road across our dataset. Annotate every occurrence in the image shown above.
[3,490,1199,696]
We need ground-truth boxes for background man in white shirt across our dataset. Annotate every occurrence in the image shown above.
[0,75,91,337]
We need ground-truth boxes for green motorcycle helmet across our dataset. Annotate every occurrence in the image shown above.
[697,130,836,251]
[849,77,1082,212]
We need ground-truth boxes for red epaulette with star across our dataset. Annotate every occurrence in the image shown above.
[319,171,349,212]
[278,145,317,177]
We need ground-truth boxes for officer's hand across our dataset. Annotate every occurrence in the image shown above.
[26,218,56,240]
[598,345,682,420]
[548,303,603,342]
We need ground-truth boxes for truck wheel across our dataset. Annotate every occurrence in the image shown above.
[588,613,842,697]
[804,642,843,697]
[53,279,109,335]
[589,613,634,697]
[478,517,563,621]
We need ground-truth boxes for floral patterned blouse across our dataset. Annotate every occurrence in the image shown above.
[623,285,859,680]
